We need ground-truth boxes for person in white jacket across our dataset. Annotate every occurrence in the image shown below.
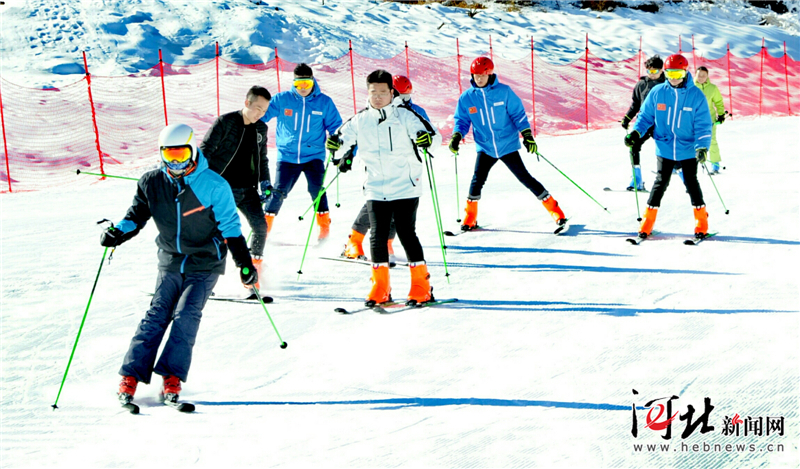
[326,69,436,307]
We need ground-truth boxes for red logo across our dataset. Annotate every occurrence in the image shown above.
[469,107,477,114]
[645,403,680,431]
[732,413,744,425]
[284,109,293,116]
[657,103,667,111]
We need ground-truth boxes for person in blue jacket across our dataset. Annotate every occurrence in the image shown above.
[625,54,713,239]
[448,57,567,232]
[101,124,257,409]
[261,63,343,240]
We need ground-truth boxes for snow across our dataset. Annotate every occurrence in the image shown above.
[1,0,800,468]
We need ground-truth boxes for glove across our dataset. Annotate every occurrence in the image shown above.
[338,152,354,173]
[696,148,708,164]
[520,128,537,154]
[624,130,641,148]
[448,132,462,155]
[100,227,125,247]
[621,115,631,130]
[415,131,433,149]
[325,135,342,153]
[716,113,726,124]
[240,263,258,286]
[259,180,273,202]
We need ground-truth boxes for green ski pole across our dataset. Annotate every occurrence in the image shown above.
[453,151,462,223]
[535,151,609,214]
[423,149,450,282]
[248,283,287,349]
[76,169,138,181]
[630,154,643,222]
[702,162,730,215]
[297,156,333,279]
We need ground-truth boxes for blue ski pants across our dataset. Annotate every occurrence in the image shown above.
[264,159,329,215]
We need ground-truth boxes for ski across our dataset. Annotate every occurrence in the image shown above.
[335,298,457,315]
[684,232,717,245]
[554,218,570,235]
[319,256,404,268]
[444,226,487,237]
[604,187,649,193]
[626,234,647,245]
[163,400,196,412]
[118,394,139,414]
[208,295,273,304]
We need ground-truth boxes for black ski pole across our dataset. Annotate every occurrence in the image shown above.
[52,244,111,410]
[453,151,462,223]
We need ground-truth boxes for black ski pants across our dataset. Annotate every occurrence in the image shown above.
[353,202,396,239]
[468,151,547,200]
[367,198,423,264]
[647,156,705,208]
[232,187,266,257]
[119,270,218,384]
[630,126,654,166]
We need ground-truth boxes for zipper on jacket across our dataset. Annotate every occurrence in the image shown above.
[670,88,679,160]
[220,129,245,176]
[175,198,182,255]
[480,88,501,157]
[296,98,307,163]
[389,127,393,151]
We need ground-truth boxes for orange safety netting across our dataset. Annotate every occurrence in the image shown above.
[1,44,797,192]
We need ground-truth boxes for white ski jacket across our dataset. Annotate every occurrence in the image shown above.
[337,103,432,201]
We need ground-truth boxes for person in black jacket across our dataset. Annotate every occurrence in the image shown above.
[201,85,271,298]
[102,123,257,409]
[621,55,665,191]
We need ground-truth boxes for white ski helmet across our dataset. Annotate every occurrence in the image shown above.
[158,123,198,177]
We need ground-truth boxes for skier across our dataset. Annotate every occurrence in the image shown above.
[341,75,438,264]
[326,69,436,306]
[261,63,343,241]
[694,66,727,174]
[625,54,713,240]
[104,124,257,409]
[448,57,566,232]
[621,55,666,191]
[201,85,271,299]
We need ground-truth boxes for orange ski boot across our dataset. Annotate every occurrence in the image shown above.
[342,230,366,259]
[317,212,331,240]
[639,206,658,237]
[264,213,275,236]
[407,262,433,306]
[159,375,182,404]
[541,195,566,224]
[118,375,138,404]
[365,264,392,307]
[694,205,709,238]
[461,199,479,231]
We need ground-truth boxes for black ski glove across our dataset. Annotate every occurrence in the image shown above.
[100,226,137,247]
[226,235,256,285]
[415,131,433,149]
[521,128,537,154]
[448,132,462,155]
[338,151,354,173]
[326,135,342,154]
[716,113,726,124]
[240,265,258,286]
[696,148,708,164]
[259,180,273,203]
[624,130,641,148]
[621,115,632,130]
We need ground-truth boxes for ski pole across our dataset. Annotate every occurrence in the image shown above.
[248,283,287,349]
[453,151,462,223]
[335,174,341,208]
[702,162,730,214]
[297,157,333,278]
[297,173,341,221]
[76,169,138,181]
[52,245,111,410]
[423,149,450,282]
[535,151,609,213]
[629,154,643,222]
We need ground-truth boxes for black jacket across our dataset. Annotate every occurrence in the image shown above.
[201,110,270,186]
[624,74,667,121]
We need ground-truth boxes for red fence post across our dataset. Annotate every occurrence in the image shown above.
[0,79,11,192]
[82,51,105,177]
[456,39,463,96]
[404,41,410,77]
[638,36,642,78]
[584,33,589,131]
[759,38,765,117]
[530,37,536,137]
[784,41,792,115]
[274,47,281,93]
[215,42,220,117]
[726,43,734,119]
[159,49,168,126]
[691,34,697,71]
[349,40,356,114]
[489,35,493,61]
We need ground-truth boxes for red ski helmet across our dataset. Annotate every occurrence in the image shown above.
[664,54,689,71]
[470,57,494,75]
[392,75,413,94]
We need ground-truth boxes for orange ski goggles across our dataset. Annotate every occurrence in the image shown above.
[161,146,193,164]
[293,78,314,91]
[664,69,687,80]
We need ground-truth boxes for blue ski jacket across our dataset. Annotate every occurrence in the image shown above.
[633,72,713,161]
[453,75,530,158]
[114,153,242,274]
[261,78,343,164]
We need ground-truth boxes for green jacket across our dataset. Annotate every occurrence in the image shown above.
[694,79,726,120]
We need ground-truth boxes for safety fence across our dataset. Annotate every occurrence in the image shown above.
[1,37,797,192]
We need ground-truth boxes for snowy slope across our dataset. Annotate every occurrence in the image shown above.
[0,0,797,88]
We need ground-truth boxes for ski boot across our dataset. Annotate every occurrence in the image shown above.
[316,212,331,241]
[264,213,275,236]
[406,262,433,306]
[709,162,720,174]
[694,205,709,238]
[342,230,367,260]
[118,375,137,405]
[541,194,567,225]
[365,264,391,307]
[159,375,182,404]
[461,199,479,231]
[638,206,658,238]
[627,165,646,191]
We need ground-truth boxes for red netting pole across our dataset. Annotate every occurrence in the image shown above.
[215,42,220,117]
[691,34,697,71]
[638,36,642,78]
[584,33,589,131]
[83,51,105,177]
[456,39,463,96]
[159,49,168,126]
[404,41,410,77]
[0,79,10,192]
[274,47,281,93]
[489,35,493,61]
[530,37,536,136]
[678,35,682,53]
[759,38,765,117]
[726,43,734,118]
[784,41,792,115]
[349,40,356,114]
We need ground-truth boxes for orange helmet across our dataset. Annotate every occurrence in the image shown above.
[392,75,413,94]
[664,54,689,71]
[470,57,494,75]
